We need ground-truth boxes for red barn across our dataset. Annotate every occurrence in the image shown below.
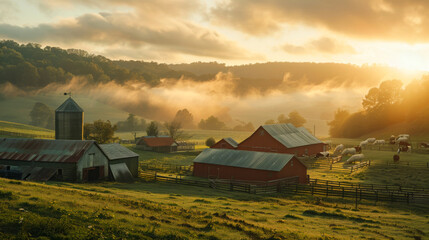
[211,137,238,150]
[193,148,307,183]
[136,136,178,152]
[237,123,326,156]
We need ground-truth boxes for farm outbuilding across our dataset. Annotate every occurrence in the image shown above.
[211,137,238,149]
[55,97,84,140]
[136,136,177,152]
[237,123,326,156]
[0,138,109,182]
[193,148,308,183]
[100,143,139,181]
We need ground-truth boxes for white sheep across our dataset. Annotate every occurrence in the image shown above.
[396,137,409,143]
[333,144,344,155]
[359,140,368,147]
[365,138,376,143]
[346,154,365,164]
[373,140,385,145]
[397,134,410,139]
[341,147,356,156]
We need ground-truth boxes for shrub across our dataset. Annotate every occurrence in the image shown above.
[205,137,216,147]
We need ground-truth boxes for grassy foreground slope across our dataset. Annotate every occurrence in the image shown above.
[0,120,54,139]
[1,178,429,240]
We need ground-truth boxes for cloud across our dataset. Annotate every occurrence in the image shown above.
[282,37,356,55]
[0,11,255,60]
[211,0,429,42]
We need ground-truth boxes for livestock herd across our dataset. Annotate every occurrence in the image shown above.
[316,134,416,165]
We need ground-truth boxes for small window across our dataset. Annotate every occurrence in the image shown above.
[259,130,265,136]
[6,166,10,171]
[58,169,63,175]
[291,160,294,167]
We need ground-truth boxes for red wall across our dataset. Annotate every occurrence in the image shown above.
[193,157,308,184]
[237,126,325,156]
[211,139,236,150]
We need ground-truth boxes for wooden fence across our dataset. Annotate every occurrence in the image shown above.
[140,163,193,175]
[139,172,429,205]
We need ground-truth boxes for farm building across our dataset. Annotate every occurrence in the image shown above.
[211,137,238,149]
[177,141,196,151]
[0,138,109,182]
[193,148,308,183]
[55,97,84,140]
[100,143,139,181]
[136,136,177,152]
[237,123,326,156]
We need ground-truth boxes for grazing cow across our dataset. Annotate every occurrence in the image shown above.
[314,151,330,158]
[346,154,365,164]
[354,146,362,154]
[366,138,376,144]
[341,147,356,156]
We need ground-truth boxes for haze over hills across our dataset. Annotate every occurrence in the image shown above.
[0,40,426,136]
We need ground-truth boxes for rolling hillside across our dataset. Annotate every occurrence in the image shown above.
[0,120,54,139]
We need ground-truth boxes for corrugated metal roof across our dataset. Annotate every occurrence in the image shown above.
[100,143,139,160]
[55,97,83,112]
[262,123,322,148]
[110,163,134,182]
[223,138,238,148]
[193,148,294,171]
[137,136,177,147]
[0,138,95,163]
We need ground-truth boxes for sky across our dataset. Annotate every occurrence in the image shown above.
[1,0,429,71]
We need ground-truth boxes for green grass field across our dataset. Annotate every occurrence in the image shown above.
[1,178,428,240]
[0,120,54,139]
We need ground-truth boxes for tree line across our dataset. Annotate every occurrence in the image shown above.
[328,77,429,137]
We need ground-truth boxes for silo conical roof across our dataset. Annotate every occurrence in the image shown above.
[55,97,83,112]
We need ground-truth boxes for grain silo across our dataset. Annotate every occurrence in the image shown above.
[55,97,84,140]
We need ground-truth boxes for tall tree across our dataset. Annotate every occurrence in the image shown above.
[164,121,184,140]
[84,120,118,143]
[29,102,54,129]
[362,80,403,111]
[328,109,350,137]
[287,111,306,127]
[173,109,194,129]
[146,121,159,136]
[198,116,226,130]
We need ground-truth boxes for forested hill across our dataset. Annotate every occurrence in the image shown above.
[1,39,408,93]
[0,40,195,90]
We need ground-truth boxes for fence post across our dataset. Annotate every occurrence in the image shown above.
[342,187,344,198]
[330,164,332,170]
[375,190,378,203]
[311,184,314,195]
[154,172,157,182]
[326,186,329,197]
[355,188,358,209]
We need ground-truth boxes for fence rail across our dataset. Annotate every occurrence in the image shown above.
[140,172,429,205]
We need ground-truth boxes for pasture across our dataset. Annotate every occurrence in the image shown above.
[0,120,54,139]
[1,178,429,240]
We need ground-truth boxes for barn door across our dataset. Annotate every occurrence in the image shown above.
[99,166,104,179]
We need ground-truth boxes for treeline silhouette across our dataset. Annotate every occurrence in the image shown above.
[0,40,194,90]
[329,77,429,137]
[1,40,404,95]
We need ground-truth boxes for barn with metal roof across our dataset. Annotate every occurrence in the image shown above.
[237,123,326,156]
[0,138,109,182]
[100,143,139,181]
[193,148,307,183]
[211,137,238,149]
